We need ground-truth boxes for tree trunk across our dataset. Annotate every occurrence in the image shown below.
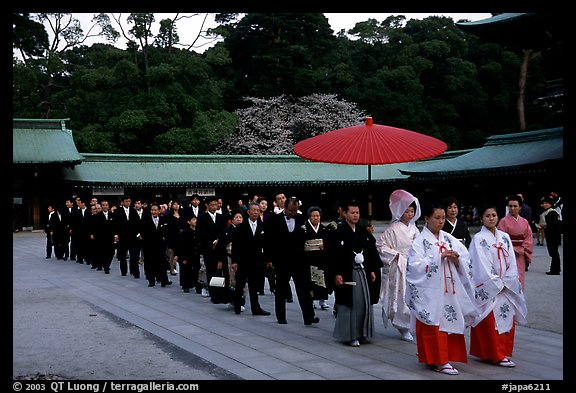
[517,49,532,131]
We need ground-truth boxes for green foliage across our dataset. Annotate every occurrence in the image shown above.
[75,124,121,153]
[155,110,238,154]
[13,13,49,58]
[12,13,561,154]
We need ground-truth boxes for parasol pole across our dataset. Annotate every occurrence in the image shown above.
[367,164,373,227]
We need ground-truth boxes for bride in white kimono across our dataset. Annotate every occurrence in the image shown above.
[405,203,479,375]
[468,205,528,368]
[377,189,421,342]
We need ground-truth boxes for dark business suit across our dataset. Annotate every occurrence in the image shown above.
[114,206,142,277]
[90,210,116,273]
[175,225,202,292]
[140,215,170,286]
[71,207,89,264]
[45,211,64,259]
[196,211,227,287]
[231,219,267,314]
[265,212,316,323]
[60,206,76,260]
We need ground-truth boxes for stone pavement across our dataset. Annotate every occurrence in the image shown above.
[12,228,566,384]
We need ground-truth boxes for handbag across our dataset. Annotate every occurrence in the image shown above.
[209,269,230,304]
[209,276,225,288]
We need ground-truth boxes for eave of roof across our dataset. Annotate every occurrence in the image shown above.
[13,119,85,165]
[456,13,562,50]
[400,128,563,177]
[60,154,416,187]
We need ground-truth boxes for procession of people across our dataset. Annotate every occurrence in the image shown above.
[41,189,561,376]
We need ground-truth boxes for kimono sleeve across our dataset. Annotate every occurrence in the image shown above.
[468,234,505,308]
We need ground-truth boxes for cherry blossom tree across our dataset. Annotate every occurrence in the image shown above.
[214,94,366,155]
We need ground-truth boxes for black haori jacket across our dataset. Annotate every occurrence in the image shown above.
[330,221,382,306]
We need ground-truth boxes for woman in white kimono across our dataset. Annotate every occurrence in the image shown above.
[469,205,528,368]
[405,203,478,375]
[377,189,421,342]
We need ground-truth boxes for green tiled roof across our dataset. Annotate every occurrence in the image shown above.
[61,154,415,186]
[401,128,563,177]
[13,119,84,165]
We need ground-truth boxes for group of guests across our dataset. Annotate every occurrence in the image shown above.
[375,190,561,376]
[43,189,561,376]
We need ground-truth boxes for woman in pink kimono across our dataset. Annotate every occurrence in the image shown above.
[405,203,478,375]
[469,205,528,368]
[377,189,421,342]
[497,195,533,289]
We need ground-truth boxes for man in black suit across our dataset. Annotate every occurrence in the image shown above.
[114,195,142,278]
[140,203,171,287]
[196,195,227,295]
[71,197,90,264]
[188,194,202,218]
[45,203,63,259]
[60,198,77,260]
[231,203,270,316]
[265,197,318,325]
[90,200,116,274]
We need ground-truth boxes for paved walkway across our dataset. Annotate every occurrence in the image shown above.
[13,229,565,383]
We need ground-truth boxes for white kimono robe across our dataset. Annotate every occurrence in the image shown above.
[377,221,419,330]
[405,227,479,334]
[468,226,528,333]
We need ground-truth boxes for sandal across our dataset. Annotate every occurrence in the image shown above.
[497,358,516,367]
[434,363,459,375]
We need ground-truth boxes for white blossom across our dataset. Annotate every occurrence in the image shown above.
[213,94,366,155]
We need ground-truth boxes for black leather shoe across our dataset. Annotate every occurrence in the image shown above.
[277,320,287,324]
[104,270,110,274]
[253,309,271,316]
[183,288,190,293]
[234,307,241,315]
[286,298,294,303]
[148,283,155,287]
[304,317,320,325]
[545,271,560,275]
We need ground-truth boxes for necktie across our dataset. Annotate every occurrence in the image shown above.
[251,221,257,235]
[154,217,158,228]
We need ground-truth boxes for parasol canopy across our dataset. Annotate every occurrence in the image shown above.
[293,116,447,165]
[293,116,447,221]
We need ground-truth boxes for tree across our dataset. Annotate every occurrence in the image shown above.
[13,13,49,61]
[214,94,365,155]
[155,110,238,154]
[220,13,338,101]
